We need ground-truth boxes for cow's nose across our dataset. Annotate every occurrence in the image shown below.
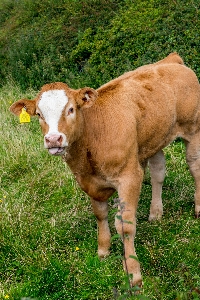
[45,134,63,147]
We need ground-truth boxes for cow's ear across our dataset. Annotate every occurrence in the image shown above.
[9,99,36,116]
[76,87,98,109]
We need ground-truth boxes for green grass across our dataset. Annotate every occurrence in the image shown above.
[0,85,200,299]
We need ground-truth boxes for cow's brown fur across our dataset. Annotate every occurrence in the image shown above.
[10,53,200,286]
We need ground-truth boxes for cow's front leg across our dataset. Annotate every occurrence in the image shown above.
[148,150,165,221]
[91,198,111,258]
[115,166,143,287]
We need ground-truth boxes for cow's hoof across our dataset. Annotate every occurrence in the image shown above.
[130,275,143,290]
[195,205,200,218]
[98,249,110,259]
[195,206,200,218]
[148,213,162,222]
[195,212,200,218]
[148,206,163,222]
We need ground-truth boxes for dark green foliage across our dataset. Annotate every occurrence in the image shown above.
[0,0,123,89]
[74,0,200,87]
[0,0,200,90]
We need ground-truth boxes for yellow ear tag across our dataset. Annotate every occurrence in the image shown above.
[19,107,31,124]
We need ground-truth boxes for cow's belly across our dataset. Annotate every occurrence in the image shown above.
[138,119,200,162]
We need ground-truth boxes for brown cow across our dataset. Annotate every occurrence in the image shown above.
[10,53,200,286]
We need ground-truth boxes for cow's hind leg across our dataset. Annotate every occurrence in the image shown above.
[91,198,111,258]
[148,150,165,221]
[185,134,200,218]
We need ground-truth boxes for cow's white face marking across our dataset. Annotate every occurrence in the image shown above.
[38,89,68,134]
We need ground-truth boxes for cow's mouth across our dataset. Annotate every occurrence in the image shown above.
[48,147,66,156]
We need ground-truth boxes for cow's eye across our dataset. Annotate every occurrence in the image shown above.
[36,112,41,117]
[68,107,74,114]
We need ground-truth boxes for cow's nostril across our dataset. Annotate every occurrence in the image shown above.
[58,135,63,144]
[45,137,50,144]
[45,134,63,146]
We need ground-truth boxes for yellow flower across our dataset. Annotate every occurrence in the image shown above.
[4,295,9,299]
[3,195,6,199]
[75,247,80,251]
[0,200,2,203]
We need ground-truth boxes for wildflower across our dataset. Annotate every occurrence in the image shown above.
[4,295,9,299]
[0,200,2,203]
[75,247,80,251]
[3,195,6,199]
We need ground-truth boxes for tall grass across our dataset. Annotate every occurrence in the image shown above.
[0,85,200,299]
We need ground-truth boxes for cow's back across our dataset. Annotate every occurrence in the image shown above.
[82,53,200,164]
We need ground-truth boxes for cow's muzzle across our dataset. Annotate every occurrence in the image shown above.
[44,133,67,156]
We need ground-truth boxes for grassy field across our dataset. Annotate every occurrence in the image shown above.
[0,84,200,299]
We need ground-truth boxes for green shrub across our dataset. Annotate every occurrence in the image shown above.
[1,0,200,90]
[0,0,123,90]
[71,0,200,88]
